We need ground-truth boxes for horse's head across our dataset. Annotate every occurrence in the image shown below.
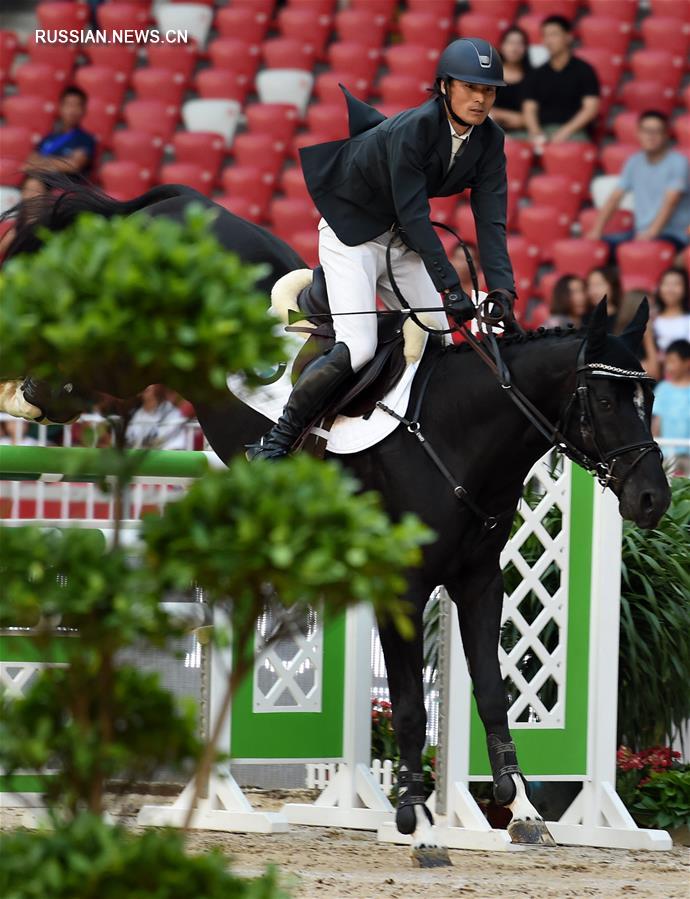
[563,298,670,529]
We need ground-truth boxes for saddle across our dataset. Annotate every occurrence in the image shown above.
[272,267,437,419]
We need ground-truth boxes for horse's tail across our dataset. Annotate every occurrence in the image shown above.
[0,170,196,262]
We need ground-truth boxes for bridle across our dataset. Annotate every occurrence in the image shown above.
[379,224,662,527]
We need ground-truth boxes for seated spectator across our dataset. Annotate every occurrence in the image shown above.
[491,27,531,135]
[0,419,39,446]
[522,15,600,150]
[26,86,96,175]
[547,273,591,328]
[0,175,49,259]
[652,339,690,475]
[586,112,690,255]
[586,266,622,333]
[126,385,190,451]
[652,268,690,352]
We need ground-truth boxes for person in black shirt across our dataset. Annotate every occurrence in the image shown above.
[491,26,532,135]
[522,15,600,151]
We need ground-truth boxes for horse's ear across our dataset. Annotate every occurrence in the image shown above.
[619,297,650,354]
[585,297,609,361]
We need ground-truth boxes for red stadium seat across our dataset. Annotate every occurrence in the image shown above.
[535,270,562,304]
[629,49,684,90]
[575,47,624,92]
[81,98,119,149]
[578,207,634,237]
[291,229,319,267]
[245,103,300,142]
[507,234,539,295]
[233,132,286,175]
[612,111,639,145]
[215,6,271,43]
[112,130,164,171]
[277,7,333,60]
[0,28,19,61]
[399,11,453,47]
[578,16,632,55]
[75,66,128,106]
[99,160,153,201]
[220,165,276,218]
[408,0,457,14]
[541,142,597,188]
[469,0,520,18]
[640,17,690,56]
[384,45,440,83]
[0,157,24,188]
[147,38,199,84]
[305,103,349,141]
[83,43,137,75]
[617,241,677,292]
[525,0,579,15]
[377,74,429,108]
[97,3,149,32]
[290,0,335,11]
[515,14,546,45]
[600,144,637,175]
[335,9,388,47]
[231,0,274,11]
[3,96,55,143]
[504,139,533,186]
[172,131,225,176]
[649,0,690,20]
[429,195,458,225]
[528,174,584,219]
[14,62,67,103]
[262,37,317,71]
[123,100,179,141]
[216,194,263,224]
[620,81,676,117]
[208,38,260,80]
[315,71,371,104]
[552,239,609,278]
[36,2,89,31]
[329,42,382,83]
[0,126,35,162]
[194,69,249,103]
[159,162,214,196]
[133,67,187,106]
[25,35,79,75]
[456,13,508,47]
[674,115,690,147]
[291,131,333,162]
[351,0,396,15]
[685,84,690,114]
[269,197,320,241]
[281,165,312,201]
[587,0,637,22]
[454,203,477,245]
[517,205,571,262]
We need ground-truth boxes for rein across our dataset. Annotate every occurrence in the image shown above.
[377,224,660,529]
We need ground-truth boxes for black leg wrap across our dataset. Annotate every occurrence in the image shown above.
[395,766,431,835]
[21,376,87,424]
[487,734,527,806]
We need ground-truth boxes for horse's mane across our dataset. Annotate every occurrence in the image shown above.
[449,324,583,357]
[0,171,191,262]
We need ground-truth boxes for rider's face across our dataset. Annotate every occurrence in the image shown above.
[444,80,496,128]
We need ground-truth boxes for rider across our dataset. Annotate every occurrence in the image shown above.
[247,38,516,460]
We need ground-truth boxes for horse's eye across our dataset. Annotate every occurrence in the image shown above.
[598,397,613,410]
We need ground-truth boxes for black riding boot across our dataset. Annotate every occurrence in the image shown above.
[246,342,355,460]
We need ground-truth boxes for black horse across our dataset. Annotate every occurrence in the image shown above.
[1,181,671,861]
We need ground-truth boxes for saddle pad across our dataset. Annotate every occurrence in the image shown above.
[226,330,426,455]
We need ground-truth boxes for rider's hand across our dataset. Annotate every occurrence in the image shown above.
[444,287,475,324]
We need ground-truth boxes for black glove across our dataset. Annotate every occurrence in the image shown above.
[444,288,475,325]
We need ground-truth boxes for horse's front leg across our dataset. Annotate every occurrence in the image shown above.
[447,569,556,846]
[378,595,451,867]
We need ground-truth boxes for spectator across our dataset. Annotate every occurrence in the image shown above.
[652,268,690,352]
[586,266,622,333]
[0,419,40,446]
[548,273,590,328]
[522,15,600,151]
[126,385,189,451]
[652,339,690,475]
[491,27,531,135]
[0,175,49,259]
[26,86,96,175]
[586,112,690,255]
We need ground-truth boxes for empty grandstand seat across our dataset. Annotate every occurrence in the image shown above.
[194,69,249,103]
[528,174,584,219]
[552,239,609,278]
[640,16,690,56]
[232,0,275,11]
[408,0,458,14]
[112,130,164,171]
[377,74,429,107]
[81,98,119,149]
[270,197,320,241]
[429,195,458,224]
[84,42,137,75]
[600,144,637,175]
[617,241,677,292]
[281,165,312,200]
[100,160,153,201]
[507,234,539,294]
[233,131,286,175]
[328,42,382,83]
[3,96,55,142]
[216,193,262,223]
[290,0,335,11]
[631,49,685,89]
[159,162,213,196]
[256,69,314,117]
[208,37,260,79]
[182,98,241,147]
[148,38,199,84]
[123,100,179,141]
[619,81,676,117]
[291,230,319,267]
[262,37,317,71]
[384,44,440,82]
[469,0,520,18]
[453,203,478,245]
[541,142,597,187]
[278,6,333,60]
[535,270,562,304]
[400,10,452,46]
[612,111,639,145]
[291,131,333,162]
[0,28,19,62]
[649,0,690,20]
[590,174,634,212]
[674,116,690,147]
[517,205,571,262]
[215,5,271,43]
[588,0,637,21]
[173,131,225,176]
[351,0,396,15]
[306,102,349,140]
[578,16,632,55]
[246,103,300,143]
[97,3,149,31]
[14,62,67,103]
[575,47,624,92]
[578,207,634,237]
[515,14,546,45]
[154,4,213,48]
[75,65,128,106]
[220,165,276,219]
[0,158,24,188]
[25,35,79,74]
[335,9,388,47]
[504,139,533,186]
[685,84,690,114]
[456,12,507,47]
[315,72,370,104]
[0,126,35,163]
[36,2,89,31]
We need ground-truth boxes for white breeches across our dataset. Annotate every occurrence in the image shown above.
[318,219,451,372]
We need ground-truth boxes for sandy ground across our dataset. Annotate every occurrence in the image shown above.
[4,789,689,899]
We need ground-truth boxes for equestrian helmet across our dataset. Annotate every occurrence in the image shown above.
[436,38,506,88]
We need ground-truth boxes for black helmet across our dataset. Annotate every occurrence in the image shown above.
[436,38,506,88]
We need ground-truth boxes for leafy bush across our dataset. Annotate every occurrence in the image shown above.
[0,206,285,396]
[0,814,288,899]
[632,770,690,831]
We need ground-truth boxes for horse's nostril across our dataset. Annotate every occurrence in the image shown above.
[640,491,655,516]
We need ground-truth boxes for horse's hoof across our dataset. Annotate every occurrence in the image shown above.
[508,817,557,847]
[411,845,452,868]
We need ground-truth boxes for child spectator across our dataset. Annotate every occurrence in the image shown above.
[652,339,690,475]
[26,86,96,175]
[548,274,590,328]
[491,27,532,135]
[586,266,622,333]
[652,268,690,352]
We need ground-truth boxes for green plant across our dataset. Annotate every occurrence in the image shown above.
[0,814,288,899]
[618,477,690,749]
[632,770,690,831]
